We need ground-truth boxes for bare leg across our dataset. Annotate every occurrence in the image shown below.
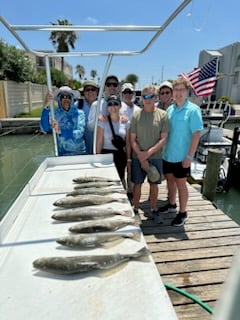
[175,177,188,212]
[149,183,158,209]
[133,183,142,209]
[165,173,177,204]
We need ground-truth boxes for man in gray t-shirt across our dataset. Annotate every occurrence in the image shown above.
[130,85,169,220]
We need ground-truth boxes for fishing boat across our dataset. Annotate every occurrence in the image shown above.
[0,2,196,319]
[190,100,240,192]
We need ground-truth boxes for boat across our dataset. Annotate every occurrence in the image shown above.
[0,2,196,319]
[190,101,240,192]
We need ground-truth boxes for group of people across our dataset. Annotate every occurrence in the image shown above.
[40,75,203,227]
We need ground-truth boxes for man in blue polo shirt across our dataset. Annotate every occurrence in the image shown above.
[157,78,203,226]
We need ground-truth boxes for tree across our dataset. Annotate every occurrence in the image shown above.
[49,19,78,73]
[0,39,36,82]
[90,69,97,80]
[125,73,138,86]
[75,64,85,79]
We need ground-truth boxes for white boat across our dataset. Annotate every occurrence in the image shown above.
[0,154,178,320]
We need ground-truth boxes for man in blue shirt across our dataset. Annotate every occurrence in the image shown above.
[158,78,203,226]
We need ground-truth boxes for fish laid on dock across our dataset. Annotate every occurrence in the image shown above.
[53,194,127,208]
[52,207,132,222]
[66,187,124,197]
[73,176,120,184]
[33,247,149,275]
[56,231,141,248]
[69,216,140,233]
[73,181,119,189]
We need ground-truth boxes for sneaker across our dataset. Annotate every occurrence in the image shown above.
[133,208,139,215]
[154,212,163,224]
[157,203,177,214]
[171,212,188,227]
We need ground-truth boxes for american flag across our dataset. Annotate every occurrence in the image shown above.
[180,58,218,97]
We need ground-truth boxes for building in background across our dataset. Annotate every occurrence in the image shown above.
[199,42,240,104]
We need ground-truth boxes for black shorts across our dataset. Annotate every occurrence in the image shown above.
[162,160,190,179]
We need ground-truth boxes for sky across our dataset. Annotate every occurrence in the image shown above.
[0,0,239,88]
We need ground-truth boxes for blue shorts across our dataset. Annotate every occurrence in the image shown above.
[131,158,162,184]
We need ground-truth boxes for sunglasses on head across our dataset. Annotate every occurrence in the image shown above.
[106,82,118,88]
[107,102,120,107]
[142,94,155,100]
[123,89,133,94]
[60,94,72,99]
[160,91,171,95]
[85,87,97,92]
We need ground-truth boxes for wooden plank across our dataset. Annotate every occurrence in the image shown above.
[139,180,240,319]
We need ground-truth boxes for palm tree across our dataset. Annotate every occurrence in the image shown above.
[125,74,139,87]
[90,69,97,80]
[49,19,78,73]
[75,64,85,79]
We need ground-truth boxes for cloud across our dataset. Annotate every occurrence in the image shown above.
[85,17,98,25]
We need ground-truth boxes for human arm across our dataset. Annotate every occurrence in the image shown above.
[182,130,201,167]
[96,126,104,154]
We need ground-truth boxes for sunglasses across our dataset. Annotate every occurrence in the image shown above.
[106,82,118,88]
[160,91,171,95]
[85,87,97,92]
[60,94,72,99]
[107,102,120,107]
[123,90,133,94]
[142,94,155,100]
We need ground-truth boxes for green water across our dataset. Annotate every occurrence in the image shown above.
[0,134,54,220]
[0,131,239,225]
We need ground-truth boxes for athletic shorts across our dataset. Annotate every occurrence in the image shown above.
[162,160,190,179]
[131,158,162,184]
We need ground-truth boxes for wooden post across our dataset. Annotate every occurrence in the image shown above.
[202,149,224,201]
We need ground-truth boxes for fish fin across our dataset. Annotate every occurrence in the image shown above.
[131,247,151,259]
[133,215,142,226]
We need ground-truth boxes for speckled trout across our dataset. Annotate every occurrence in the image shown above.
[33,247,149,275]
[56,231,141,248]
[66,187,124,197]
[52,207,132,222]
[53,194,128,208]
[69,216,140,233]
[73,176,120,184]
[73,181,119,190]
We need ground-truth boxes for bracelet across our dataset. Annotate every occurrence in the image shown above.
[127,159,132,162]
[187,154,194,161]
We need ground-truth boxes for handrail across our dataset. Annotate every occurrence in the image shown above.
[0,0,191,58]
[0,0,192,155]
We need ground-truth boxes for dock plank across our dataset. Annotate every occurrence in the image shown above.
[139,181,240,319]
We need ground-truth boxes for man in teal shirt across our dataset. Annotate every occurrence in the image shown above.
[158,78,203,226]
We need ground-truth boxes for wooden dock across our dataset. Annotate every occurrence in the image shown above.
[139,181,240,320]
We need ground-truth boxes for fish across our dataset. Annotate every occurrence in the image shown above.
[32,247,149,275]
[68,216,140,233]
[52,207,132,221]
[56,231,141,248]
[73,181,119,189]
[73,176,120,184]
[66,187,124,197]
[53,194,128,209]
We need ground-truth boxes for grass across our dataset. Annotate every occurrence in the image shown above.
[17,107,43,118]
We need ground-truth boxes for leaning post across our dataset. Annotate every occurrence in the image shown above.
[202,149,224,201]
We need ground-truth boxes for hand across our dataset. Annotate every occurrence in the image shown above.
[182,157,191,168]
[44,91,54,107]
[52,119,61,134]
[137,150,149,162]
[140,159,149,172]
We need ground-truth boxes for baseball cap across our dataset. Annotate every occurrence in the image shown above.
[147,164,160,183]
[105,75,119,84]
[54,86,75,99]
[82,80,98,90]
[106,95,121,105]
[122,83,134,92]
[159,81,173,91]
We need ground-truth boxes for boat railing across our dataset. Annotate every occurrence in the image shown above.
[0,0,192,155]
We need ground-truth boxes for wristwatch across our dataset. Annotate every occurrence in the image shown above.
[187,154,194,161]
